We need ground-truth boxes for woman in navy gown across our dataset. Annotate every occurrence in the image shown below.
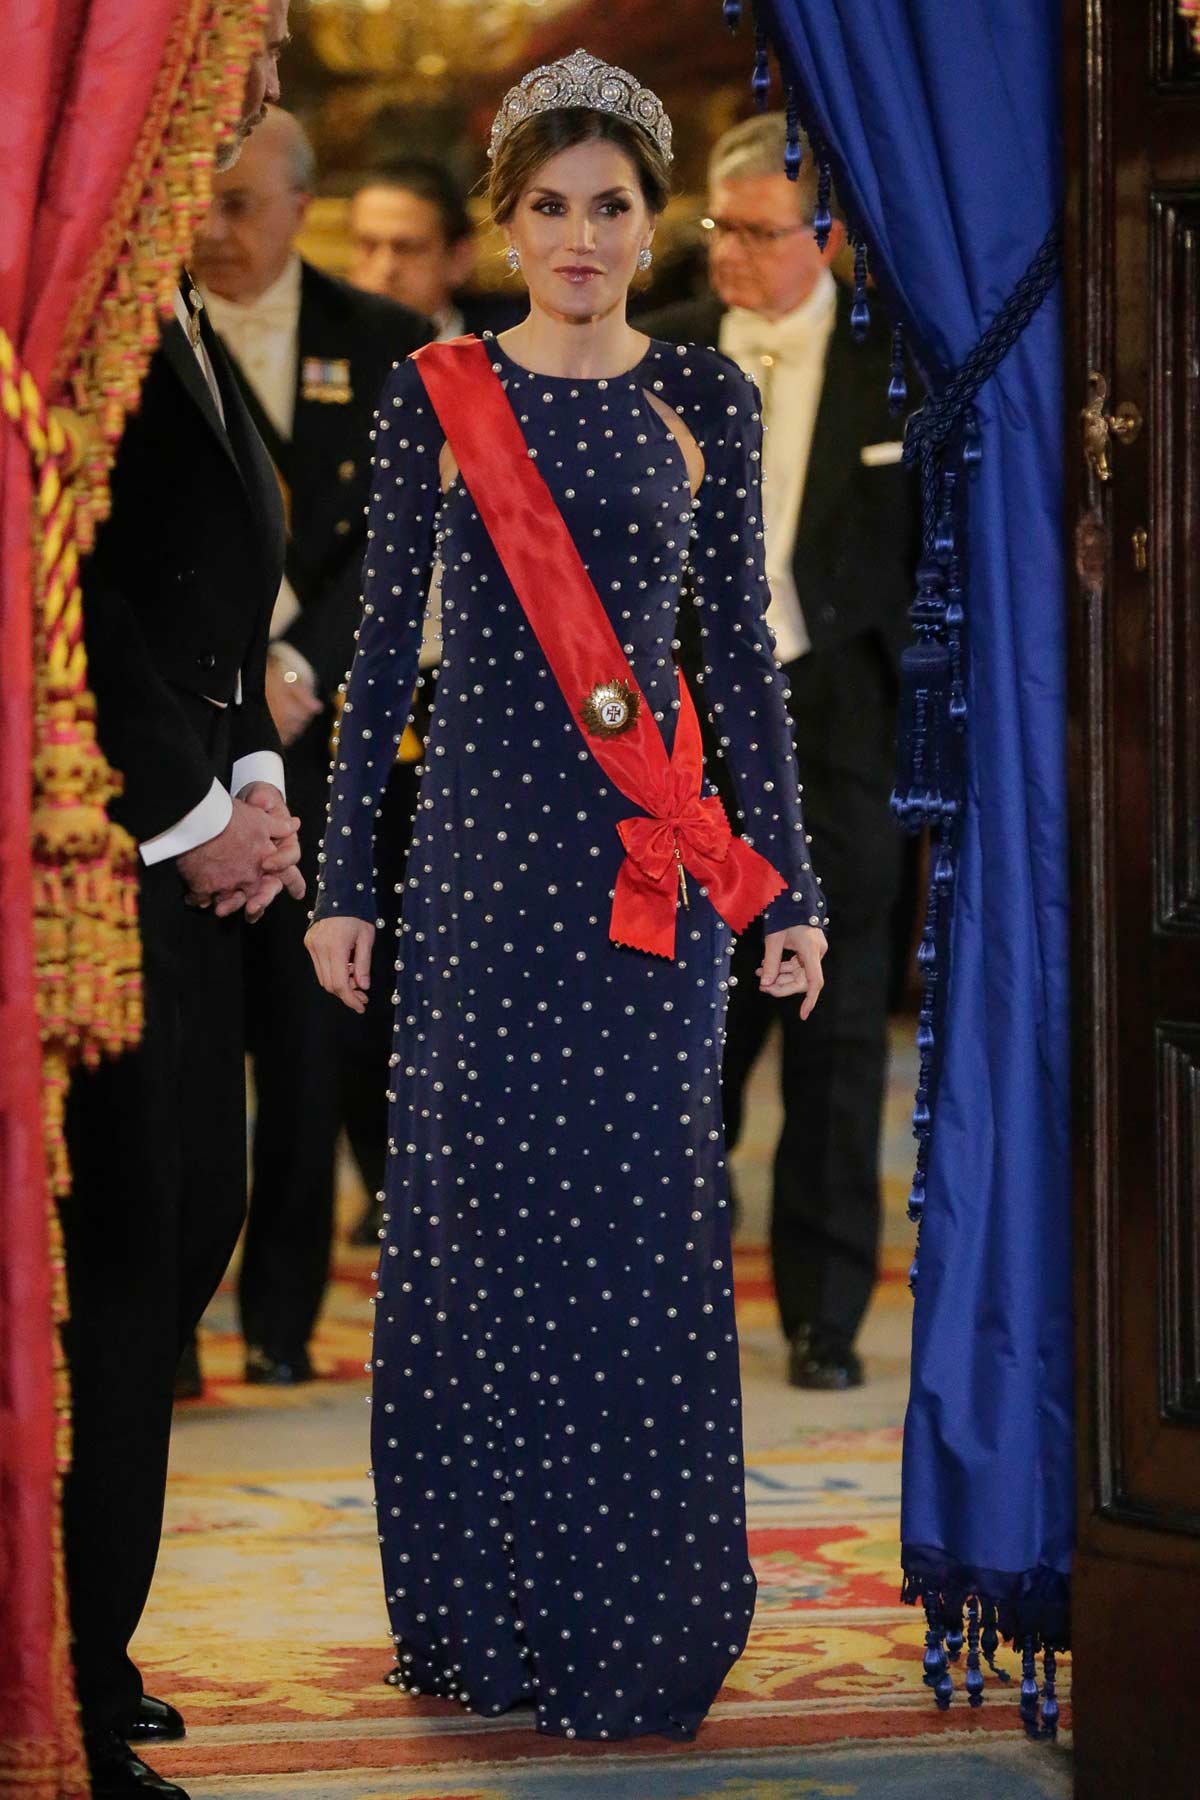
[307,49,828,1742]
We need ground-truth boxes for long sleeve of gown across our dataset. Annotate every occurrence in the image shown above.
[687,356,828,936]
[311,360,440,924]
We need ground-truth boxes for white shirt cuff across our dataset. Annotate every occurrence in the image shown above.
[139,778,232,866]
[231,749,286,801]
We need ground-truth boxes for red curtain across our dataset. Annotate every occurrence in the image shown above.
[1,5,264,1794]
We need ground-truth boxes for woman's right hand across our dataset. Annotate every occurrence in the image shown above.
[305,915,375,1014]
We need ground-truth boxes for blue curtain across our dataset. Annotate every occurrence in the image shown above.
[745,0,1072,1708]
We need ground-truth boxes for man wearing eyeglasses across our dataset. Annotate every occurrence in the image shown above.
[191,107,432,1391]
[639,112,917,1394]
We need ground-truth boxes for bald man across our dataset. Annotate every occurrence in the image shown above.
[193,110,431,1386]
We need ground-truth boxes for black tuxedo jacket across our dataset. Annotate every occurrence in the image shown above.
[220,261,432,701]
[635,289,918,673]
[81,306,286,844]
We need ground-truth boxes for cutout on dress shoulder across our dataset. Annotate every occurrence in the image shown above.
[438,440,459,495]
[642,391,705,497]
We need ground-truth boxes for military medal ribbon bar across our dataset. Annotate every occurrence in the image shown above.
[414,337,786,958]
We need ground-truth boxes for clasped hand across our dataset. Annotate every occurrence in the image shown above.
[177,781,305,923]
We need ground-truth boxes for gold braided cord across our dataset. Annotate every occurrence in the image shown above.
[15,0,268,1203]
[1181,1,1200,51]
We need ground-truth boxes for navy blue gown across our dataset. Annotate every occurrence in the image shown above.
[313,335,827,1740]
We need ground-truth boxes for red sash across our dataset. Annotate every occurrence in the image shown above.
[413,336,786,959]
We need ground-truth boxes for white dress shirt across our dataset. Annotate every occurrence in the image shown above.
[201,260,318,700]
[139,289,286,866]
[720,269,838,665]
[201,254,302,439]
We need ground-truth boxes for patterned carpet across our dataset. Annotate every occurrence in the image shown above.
[133,1028,1071,1798]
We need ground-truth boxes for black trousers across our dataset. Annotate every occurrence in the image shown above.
[239,724,421,1355]
[722,633,900,1345]
[61,853,246,1735]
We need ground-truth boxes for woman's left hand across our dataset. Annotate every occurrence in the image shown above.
[758,925,827,1019]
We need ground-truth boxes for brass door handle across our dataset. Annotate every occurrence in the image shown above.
[1083,372,1143,481]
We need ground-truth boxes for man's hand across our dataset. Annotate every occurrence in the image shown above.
[177,795,298,915]
[266,654,323,747]
[758,924,828,1020]
[305,915,374,1014]
[234,781,305,921]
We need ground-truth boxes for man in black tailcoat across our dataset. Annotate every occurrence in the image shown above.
[61,8,300,1798]
[639,114,918,1392]
[193,107,432,1379]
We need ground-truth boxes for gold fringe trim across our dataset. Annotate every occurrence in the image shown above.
[0,1740,88,1799]
[1181,2,1200,52]
[2,0,269,1201]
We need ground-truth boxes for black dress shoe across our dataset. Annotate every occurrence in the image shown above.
[788,1325,865,1391]
[173,1337,203,1402]
[125,1695,185,1742]
[244,1343,314,1385]
[86,1731,189,1797]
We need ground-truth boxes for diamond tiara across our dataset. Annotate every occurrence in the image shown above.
[488,48,673,166]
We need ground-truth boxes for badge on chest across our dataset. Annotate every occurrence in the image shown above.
[581,679,641,739]
[301,357,352,404]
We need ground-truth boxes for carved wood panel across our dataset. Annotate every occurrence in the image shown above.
[1159,1026,1200,1423]
[1063,0,1200,1785]
[1151,192,1200,928]
[1155,0,1200,86]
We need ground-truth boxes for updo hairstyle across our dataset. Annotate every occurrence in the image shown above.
[488,108,672,226]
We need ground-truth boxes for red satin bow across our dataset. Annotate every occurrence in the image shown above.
[414,337,787,959]
[612,678,785,958]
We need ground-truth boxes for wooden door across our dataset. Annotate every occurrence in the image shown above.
[1066,3,1200,1794]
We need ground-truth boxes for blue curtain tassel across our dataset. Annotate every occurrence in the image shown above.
[906,1179,925,1223]
[980,1601,1010,1677]
[1041,1646,1059,1733]
[945,1611,965,1662]
[813,153,833,250]
[888,323,908,413]
[850,237,871,340]
[722,0,743,29]
[784,87,803,181]
[1019,1637,1040,1736]
[916,1013,934,1053]
[922,1601,948,1686]
[751,23,771,109]
[965,1596,985,1705]
[962,407,983,473]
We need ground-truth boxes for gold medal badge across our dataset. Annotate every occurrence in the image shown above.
[580,678,641,740]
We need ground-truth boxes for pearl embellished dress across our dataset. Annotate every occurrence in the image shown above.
[313,335,827,1741]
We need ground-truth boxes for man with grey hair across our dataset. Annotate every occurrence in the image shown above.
[193,108,432,1389]
[640,113,917,1393]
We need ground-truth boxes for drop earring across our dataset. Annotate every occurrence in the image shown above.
[637,247,653,271]
[506,244,521,273]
